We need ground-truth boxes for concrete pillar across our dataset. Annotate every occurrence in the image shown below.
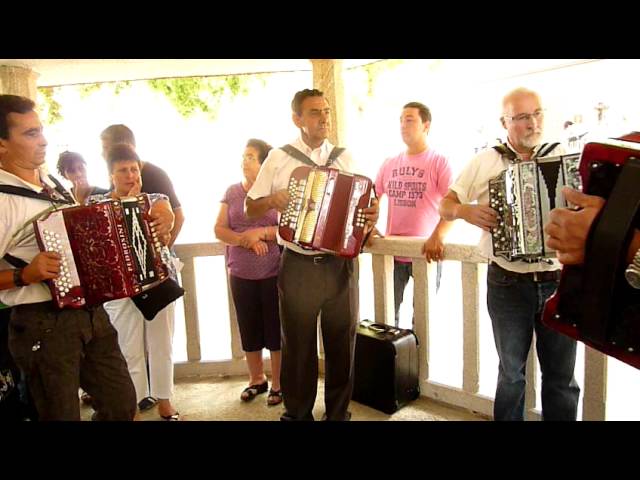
[0,65,39,100]
[310,59,346,147]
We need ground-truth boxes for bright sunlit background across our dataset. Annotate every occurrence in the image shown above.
[35,59,640,420]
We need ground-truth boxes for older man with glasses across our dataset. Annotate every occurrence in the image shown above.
[439,87,580,421]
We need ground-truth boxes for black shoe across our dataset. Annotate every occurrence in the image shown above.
[321,411,352,421]
[138,396,158,411]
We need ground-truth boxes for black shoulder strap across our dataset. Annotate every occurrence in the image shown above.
[47,174,76,204]
[0,185,59,203]
[536,142,560,158]
[328,147,345,166]
[3,253,28,268]
[281,144,345,168]
[492,143,518,163]
[0,176,74,205]
[280,144,315,168]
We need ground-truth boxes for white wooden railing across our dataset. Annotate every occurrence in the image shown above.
[173,237,608,420]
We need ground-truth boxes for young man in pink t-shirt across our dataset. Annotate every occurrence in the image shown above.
[374,102,454,327]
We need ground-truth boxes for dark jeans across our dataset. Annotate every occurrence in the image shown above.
[8,302,137,421]
[278,249,358,421]
[393,260,442,328]
[486,263,580,421]
[0,307,37,421]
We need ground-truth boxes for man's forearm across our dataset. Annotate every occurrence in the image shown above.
[245,196,273,220]
[439,198,462,221]
[0,270,18,291]
[432,217,454,239]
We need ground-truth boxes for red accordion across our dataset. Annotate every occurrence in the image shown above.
[279,166,373,258]
[34,194,169,309]
[543,133,640,368]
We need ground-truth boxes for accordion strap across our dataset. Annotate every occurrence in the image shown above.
[281,144,345,168]
[493,142,560,163]
[580,156,640,343]
[0,175,74,205]
[2,253,28,268]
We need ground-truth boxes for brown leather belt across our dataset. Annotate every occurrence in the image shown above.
[490,262,561,283]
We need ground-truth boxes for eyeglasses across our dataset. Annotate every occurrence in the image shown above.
[504,110,545,123]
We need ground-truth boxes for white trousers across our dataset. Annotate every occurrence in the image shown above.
[103,298,175,402]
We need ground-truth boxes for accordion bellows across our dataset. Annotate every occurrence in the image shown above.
[489,153,582,262]
[279,166,373,258]
[34,194,168,309]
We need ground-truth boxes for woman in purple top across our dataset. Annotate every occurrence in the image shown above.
[214,139,282,406]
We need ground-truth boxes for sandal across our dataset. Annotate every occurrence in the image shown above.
[138,396,158,411]
[267,389,283,406]
[240,381,268,402]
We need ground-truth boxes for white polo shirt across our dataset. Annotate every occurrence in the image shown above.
[247,136,355,255]
[0,168,63,306]
[449,141,566,273]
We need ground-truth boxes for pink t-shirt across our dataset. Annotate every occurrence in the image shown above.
[375,148,452,262]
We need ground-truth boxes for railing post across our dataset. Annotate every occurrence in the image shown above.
[372,253,395,326]
[180,256,201,362]
[525,339,538,420]
[583,347,608,421]
[462,262,480,394]
[412,259,433,382]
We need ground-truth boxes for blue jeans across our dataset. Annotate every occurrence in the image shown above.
[486,263,580,421]
[394,260,442,328]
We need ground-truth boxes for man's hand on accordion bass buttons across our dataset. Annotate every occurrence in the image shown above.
[149,205,175,246]
[457,204,498,232]
[268,189,290,212]
[545,187,606,265]
[23,252,61,284]
[362,197,380,234]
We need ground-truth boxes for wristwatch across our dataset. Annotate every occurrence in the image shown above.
[624,247,640,289]
[13,268,28,287]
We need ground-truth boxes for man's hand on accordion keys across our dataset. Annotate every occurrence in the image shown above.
[457,204,498,232]
[269,189,290,212]
[23,251,62,284]
[545,187,606,265]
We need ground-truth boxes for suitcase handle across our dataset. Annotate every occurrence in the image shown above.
[367,324,386,334]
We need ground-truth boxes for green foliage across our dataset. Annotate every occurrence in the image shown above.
[37,87,63,125]
[148,75,252,120]
[77,83,102,98]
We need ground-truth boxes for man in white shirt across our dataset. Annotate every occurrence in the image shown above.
[246,88,379,421]
[439,87,580,421]
[0,94,136,421]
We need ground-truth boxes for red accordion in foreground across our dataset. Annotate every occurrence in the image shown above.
[34,194,169,309]
[279,166,373,258]
[543,133,640,369]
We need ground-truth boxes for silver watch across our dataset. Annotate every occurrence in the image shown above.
[624,247,640,289]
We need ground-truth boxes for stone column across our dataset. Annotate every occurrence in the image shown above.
[310,59,346,147]
[0,65,39,100]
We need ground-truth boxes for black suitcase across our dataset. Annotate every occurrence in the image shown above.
[352,320,419,414]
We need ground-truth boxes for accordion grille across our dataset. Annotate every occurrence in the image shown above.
[299,171,329,243]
